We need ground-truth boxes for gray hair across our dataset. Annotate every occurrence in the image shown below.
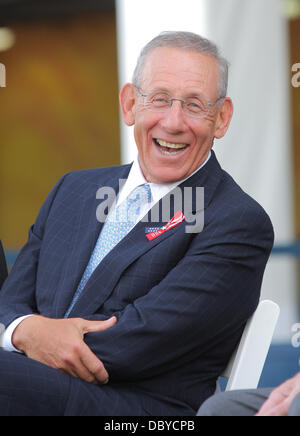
[132,31,229,99]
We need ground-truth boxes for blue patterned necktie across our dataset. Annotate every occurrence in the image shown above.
[65,183,152,317]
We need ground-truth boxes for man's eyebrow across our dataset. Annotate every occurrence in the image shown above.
[148,87,208,100]
[184,90,208,99]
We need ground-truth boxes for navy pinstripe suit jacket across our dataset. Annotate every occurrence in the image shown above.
[0,151,274,414]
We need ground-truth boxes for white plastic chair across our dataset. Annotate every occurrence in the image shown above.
[221,299,280,391]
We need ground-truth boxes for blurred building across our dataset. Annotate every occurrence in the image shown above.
[0,0,120,249]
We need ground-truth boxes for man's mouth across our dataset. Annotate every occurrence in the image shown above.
[154,139,189,156]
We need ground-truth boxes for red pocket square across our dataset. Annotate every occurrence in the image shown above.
[146,211,185,241]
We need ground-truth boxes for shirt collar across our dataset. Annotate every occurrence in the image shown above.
[117,151,212,205]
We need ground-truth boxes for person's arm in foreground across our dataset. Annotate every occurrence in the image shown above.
[256,372,300,416]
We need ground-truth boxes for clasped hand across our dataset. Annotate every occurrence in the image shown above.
[12,315,117,385]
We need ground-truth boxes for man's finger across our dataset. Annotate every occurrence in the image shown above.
[82,316,117,334]
[80,343,109,384]
[64,355,98,384]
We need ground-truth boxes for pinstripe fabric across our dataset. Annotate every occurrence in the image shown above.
[0,349,183,416]
[0,151,275,416]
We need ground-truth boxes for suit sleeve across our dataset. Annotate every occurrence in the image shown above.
[84,205,275,382]
[0,174,69,328]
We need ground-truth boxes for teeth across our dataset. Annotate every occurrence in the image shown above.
[156,139,187,149]
[159,148,183,156]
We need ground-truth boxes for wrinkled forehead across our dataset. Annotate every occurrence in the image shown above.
[140,47,220,99]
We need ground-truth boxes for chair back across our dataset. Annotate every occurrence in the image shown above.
[222,299,280,391]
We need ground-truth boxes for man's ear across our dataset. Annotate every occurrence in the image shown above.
[214,97,234,139]
[119,83,137,126]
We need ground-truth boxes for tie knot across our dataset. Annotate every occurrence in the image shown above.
[126,184,151,222]
[112,183,152,225]
[127,183,151,204]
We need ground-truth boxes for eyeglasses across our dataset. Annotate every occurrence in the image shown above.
[135,87,224,119]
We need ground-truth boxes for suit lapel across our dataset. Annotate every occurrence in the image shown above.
[68,151,223,317]
[54,164,132,317]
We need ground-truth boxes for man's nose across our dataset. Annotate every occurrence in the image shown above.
[160,99,186,132]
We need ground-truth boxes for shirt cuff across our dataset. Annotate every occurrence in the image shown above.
[0,315,34,352]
